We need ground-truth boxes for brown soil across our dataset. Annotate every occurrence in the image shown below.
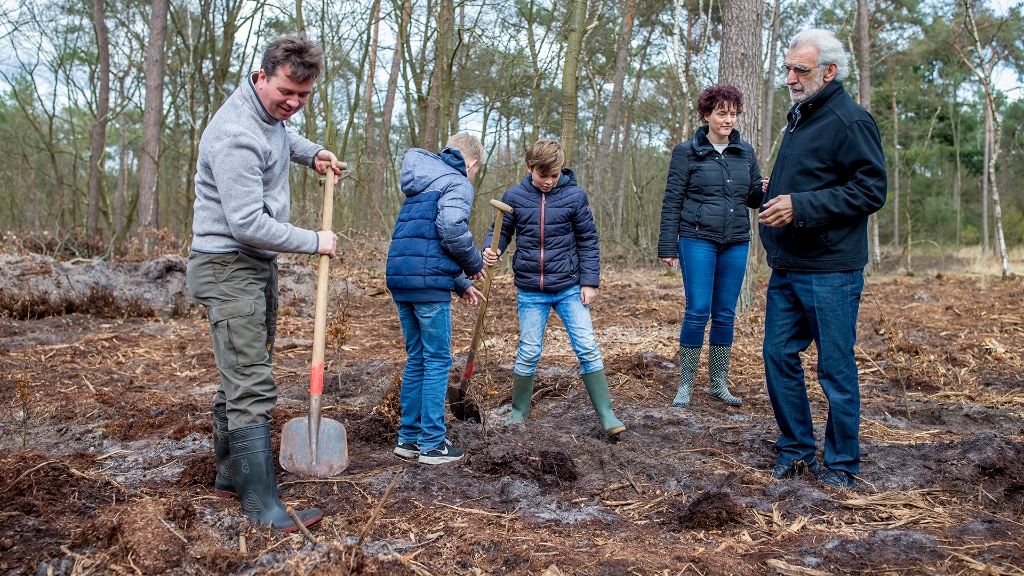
[1,259,1023,575]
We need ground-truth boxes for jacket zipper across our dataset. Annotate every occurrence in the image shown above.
[539,194,546,290]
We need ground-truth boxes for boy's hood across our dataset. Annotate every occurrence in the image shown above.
[522,167,576,193]
[401,147,468,197]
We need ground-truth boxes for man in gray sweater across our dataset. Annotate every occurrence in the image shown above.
[186,35,340,532]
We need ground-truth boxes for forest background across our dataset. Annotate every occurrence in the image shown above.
[0,0,1022,277]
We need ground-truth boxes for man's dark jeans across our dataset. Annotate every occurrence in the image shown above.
[763,269,864,475]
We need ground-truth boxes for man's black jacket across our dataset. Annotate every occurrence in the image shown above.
[759,79,887,272]
[657,125,764,257]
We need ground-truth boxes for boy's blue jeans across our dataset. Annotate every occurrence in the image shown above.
[515,285,603,376]
[678,237,749,346]
[763,269,863,475]
[395,301,452,452]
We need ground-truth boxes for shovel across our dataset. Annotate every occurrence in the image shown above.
[280,163,350,477]
[449,199,514,422]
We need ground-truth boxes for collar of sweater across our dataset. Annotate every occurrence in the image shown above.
[244,72,283,126]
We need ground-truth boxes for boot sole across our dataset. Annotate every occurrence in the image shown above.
[707,394,742,406]
[607,426,626,436]
[277,512,323,532]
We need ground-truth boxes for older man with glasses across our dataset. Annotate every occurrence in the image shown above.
[757,29,888,489]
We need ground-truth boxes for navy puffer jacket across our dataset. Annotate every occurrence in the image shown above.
[386,147,484,302]
[657,125,764,258]
[483,168,599,292]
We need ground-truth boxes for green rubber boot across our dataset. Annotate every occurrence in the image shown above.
[581,370,625,435]
[506,374,535,424]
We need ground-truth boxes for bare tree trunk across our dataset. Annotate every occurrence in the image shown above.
[450,2,466,136]
[982,104,991,257]
[115,76,127,239]
[890,79,899,252]
[986,96,1009,278]
[671,0,693,139]
[87,0,110,237]
[137,0,170,250]
[857,0,881,271]
[952,92,961,247]
[593,0,637,201]
[559,0,588,166]
[364,0,381,154]
[371,0,412,213]
[436,0,454,145]
[719,0,763,311]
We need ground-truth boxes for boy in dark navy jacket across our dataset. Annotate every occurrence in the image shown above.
[385,133,485,464]
[482,138,624,436]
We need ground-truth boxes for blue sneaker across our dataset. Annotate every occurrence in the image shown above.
[418,439,463,465]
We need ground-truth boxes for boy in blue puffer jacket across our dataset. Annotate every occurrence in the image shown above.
[482,138,625,437]
[386,133,486,465]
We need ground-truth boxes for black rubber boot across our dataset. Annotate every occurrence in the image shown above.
[229,423,322,532]
[506,374,535,424]
[212,405,235,498]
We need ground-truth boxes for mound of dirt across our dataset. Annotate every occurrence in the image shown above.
[348,413,398,446]
[177,453,216,487]
[669,491,743,529]
[118,499,187,574]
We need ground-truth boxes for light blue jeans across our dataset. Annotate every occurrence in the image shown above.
[515,285,604,377]
[395,301,452,452]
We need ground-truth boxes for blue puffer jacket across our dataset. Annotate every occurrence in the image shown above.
[386,147,484,302]
[483,168,599,293]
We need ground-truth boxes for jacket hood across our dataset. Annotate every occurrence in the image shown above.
[400,147,468,197]
[690,125,742,157]
[522,166,577,193]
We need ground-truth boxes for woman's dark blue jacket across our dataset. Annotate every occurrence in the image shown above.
[483,168,600,293]
[657,125,764,258]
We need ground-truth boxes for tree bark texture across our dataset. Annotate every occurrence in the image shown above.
[87,0,111,237]
[718,0,763,312]
[137,0,170,241]
[718,0,763,145]
[559,0,588,167]
[857,0,881,269]
[891,83,899,251]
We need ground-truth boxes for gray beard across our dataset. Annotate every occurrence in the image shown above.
[791,73,826,103]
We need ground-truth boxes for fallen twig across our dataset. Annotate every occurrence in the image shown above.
[358,468,405,545]
[286,506,318,545]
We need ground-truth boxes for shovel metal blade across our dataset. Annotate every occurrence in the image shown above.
[279,416,349,477]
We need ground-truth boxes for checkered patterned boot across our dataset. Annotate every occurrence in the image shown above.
[707,344,742,406]
[673,345,702,407]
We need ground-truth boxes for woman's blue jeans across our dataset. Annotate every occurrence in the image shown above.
[678,237,749,347]
[763,269,863,475]
[395,301,452,452]
[514,285,604,376]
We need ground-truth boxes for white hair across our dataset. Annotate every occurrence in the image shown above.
[790,28,850,81]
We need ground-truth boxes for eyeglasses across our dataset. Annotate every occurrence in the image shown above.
[780,63,822,76]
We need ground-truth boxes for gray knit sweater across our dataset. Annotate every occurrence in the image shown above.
[190,73,323,260]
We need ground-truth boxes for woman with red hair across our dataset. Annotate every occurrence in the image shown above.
[657,85,765,408]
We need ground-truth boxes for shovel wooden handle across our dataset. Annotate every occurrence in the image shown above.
[460,199,513,382]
